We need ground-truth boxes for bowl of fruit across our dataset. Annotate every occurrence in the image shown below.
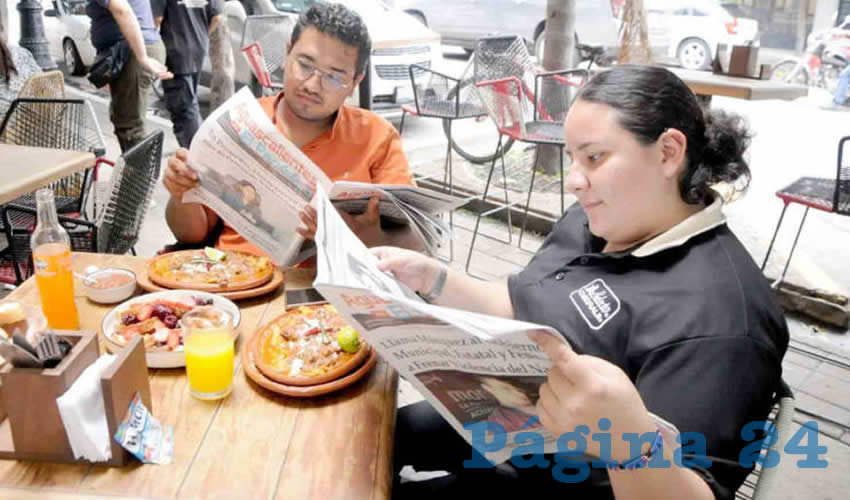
[101,290,241,368]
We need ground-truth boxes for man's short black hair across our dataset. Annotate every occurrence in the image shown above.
[290,2,371,76]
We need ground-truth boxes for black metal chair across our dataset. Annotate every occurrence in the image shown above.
[399,63,490,260]
[465,35,588,273]
[0,131,163,285]
[0,97,107,216]
[761,136,850,287]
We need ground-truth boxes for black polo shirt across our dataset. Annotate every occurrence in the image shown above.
[152,0,223,74]
[508,198,789,499]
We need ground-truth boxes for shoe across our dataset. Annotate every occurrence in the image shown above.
[820,101,849,110]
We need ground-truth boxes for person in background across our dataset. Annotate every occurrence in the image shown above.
[0,36,41,117]
[86,0,172,151]
[378,65,788,499]
[152,0,223,148]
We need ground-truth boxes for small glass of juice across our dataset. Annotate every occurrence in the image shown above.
[181,306,235,400]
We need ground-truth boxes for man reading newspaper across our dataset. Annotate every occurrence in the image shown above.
[162,2,422,258]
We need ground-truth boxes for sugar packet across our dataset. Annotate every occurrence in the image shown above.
[114,392,174,465]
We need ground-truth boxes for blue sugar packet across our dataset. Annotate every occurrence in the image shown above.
[114,392,174,465]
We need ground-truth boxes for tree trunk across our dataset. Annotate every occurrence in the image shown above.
[796,0,809,53]
[537,0,575,176]
[208,20,235,112]
[619,0,652,64]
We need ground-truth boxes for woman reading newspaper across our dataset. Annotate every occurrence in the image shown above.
[375,65,789,500]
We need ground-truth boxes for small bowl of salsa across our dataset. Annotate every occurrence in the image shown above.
[83,268,137,304]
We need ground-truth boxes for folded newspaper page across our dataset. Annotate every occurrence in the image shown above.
[183,88,332,265]
[183,88,464,263]
[312,185,567,464]
[328,182,466,256]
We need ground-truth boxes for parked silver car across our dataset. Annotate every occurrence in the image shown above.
[393,0,621,60]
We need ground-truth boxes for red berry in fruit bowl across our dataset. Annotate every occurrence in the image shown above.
[163,314,179,329]
[121,313,138,325]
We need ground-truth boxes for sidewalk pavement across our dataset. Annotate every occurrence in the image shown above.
[16,88,850,499]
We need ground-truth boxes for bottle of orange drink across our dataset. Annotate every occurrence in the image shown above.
[31,189,79,330]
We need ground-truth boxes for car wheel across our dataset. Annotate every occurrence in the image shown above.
[677,38,711,70]
[63,39,85,76]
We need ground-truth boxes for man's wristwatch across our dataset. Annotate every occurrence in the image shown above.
[418,263,447,303]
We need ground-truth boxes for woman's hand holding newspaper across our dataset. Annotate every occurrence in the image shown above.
[371,246,442,298]
[528,331,657,462]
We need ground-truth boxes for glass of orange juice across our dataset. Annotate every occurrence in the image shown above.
[181,306,235,400]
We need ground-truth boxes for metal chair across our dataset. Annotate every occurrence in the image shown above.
[0,131,163,285]
[17,70,66,100]
[399,62,489,260]
[736,381,795,500]
[0,98,107,217]
[761,136,850,287]
[465,35,587,273]
[240,14,295,93]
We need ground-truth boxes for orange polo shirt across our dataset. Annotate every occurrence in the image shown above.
[216,92,413,256]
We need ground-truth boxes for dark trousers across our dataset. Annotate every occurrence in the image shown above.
[393,401,613,499]
[162,72,202,149]
[110,41,166,152]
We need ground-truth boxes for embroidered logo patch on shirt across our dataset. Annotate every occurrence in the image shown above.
[569,278,621,330]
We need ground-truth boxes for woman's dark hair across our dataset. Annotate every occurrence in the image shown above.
[290,2,371,76]
[577,65,751,205]
[1,36,17,86]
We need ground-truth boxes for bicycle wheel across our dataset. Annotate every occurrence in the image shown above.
[770,61,809,86]
[443,116,515,165]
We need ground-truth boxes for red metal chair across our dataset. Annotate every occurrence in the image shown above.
[761,136,850,286]
[465,35,587,273]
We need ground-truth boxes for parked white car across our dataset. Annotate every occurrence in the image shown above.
[393,0,621,61]
[43,0,97,76]
[645,0,759,70]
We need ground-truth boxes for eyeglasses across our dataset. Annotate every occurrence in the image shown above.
[290,57,352,92]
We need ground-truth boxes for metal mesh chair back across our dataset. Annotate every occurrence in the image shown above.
[18,70,66,100]
[0,98,106,215]
[473,35,535,89]
[835,136,850,215]
[534,69,588,123]
[475,76,530,139]
[471,36,538,139]
[409,64,486,119]
[96,130,163,254]
[240,14,294,88]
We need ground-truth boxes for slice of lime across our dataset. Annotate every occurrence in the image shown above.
[336,326,361,353]
[204,247,227,262]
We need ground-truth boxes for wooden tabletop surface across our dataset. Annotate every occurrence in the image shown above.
[0,253,398,500]
[672,68,809,101]
[0,145,96,206]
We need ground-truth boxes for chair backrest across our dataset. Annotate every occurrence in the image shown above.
[835,136,850,216]
[95,130,164,254]
[472,36,538,138]
[746,380,795,500]
[17,70,66,100]
[0,98,107,215]
[240,14,295,89]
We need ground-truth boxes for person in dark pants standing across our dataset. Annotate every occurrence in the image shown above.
[153,0,222,148]
[87,0,172,152]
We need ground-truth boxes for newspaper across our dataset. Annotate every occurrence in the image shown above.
[182,88,462,264]
[312,185,566,465]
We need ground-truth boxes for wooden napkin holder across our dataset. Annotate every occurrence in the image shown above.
[0,332,152,466]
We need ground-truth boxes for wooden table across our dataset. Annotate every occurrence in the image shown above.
[0,145,96,205]
[672,68,809,102]
[0,253,398,500]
